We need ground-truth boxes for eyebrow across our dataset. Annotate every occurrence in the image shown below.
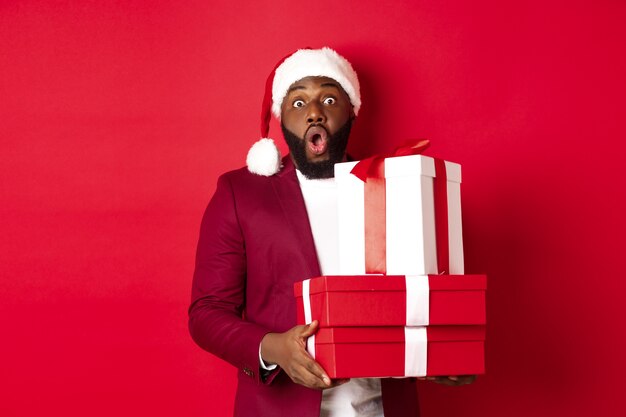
[287,85,307,93]
[286,82,342,94]
[320,82,341,90]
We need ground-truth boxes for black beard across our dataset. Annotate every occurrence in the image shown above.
[281,119,352,179]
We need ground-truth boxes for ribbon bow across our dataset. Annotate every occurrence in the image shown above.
[350,139,431,182]
[346,138,450,275]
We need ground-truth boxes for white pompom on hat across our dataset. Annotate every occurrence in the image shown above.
[246,47,361,176]
[245,138,282,177]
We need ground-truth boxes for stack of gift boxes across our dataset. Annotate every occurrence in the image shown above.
[293,149,487,379]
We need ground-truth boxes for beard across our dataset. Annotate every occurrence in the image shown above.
[281,119,352,179]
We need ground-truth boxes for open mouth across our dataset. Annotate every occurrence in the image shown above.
[305,125,329,156]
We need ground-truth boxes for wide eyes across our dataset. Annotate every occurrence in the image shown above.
[291,97,337,108]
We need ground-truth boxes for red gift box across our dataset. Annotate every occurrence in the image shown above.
[294,275,486,327]
[312,325,485,379]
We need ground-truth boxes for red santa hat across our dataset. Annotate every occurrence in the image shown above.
[246,47,361,176]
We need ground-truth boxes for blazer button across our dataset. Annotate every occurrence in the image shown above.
[243,367,254,377]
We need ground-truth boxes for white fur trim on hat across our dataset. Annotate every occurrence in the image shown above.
[246,138,282,176]
[271,47,361,119]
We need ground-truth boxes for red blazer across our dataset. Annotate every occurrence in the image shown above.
[189,156,421,417]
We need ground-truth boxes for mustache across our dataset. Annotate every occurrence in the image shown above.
[304,123,329,136]
[281,119,352,180]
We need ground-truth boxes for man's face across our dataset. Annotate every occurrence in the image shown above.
[280,76,355,179]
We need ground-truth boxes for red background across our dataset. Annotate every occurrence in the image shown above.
[1,1,625,416]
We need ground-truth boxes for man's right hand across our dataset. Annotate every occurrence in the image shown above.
[260,320,349,390]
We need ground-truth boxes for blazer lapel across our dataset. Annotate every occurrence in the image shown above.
[271,156,321,278]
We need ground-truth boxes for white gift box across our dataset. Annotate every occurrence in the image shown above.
[335,155,464,275]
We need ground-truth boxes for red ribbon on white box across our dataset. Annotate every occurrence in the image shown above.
[350,140,431,274]
[349,140,452,275]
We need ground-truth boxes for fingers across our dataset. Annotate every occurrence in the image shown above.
[299,320,319,338]
[278,322,352,390]
[331,378,351,387]
[285,322,335,389]
[434,375,476,386]
[323,378,351,389]
[456,375,476,385]
[418,375,477,386]
[447,375,476,385]
[286,354,332,389]
[304,358,331,388]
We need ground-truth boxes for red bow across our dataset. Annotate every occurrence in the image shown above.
[350,139,431,181]
[347,139,430,274]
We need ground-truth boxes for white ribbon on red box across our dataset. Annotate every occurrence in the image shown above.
[405,275,429,376]
[302,279,316,358]
[405,275,430,326]
[404,326,428,376]
[301,276,430,326]
[300,276,429,376]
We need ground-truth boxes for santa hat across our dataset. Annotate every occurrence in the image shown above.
[246,47,361,176]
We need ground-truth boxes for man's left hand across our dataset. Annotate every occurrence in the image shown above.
[417,375,476,386]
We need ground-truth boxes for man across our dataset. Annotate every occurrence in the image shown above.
[189,47,473,417]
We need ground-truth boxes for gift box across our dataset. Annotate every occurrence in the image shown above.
[294,275,486,327]
[310,325,485,379]
[335,154,463,275]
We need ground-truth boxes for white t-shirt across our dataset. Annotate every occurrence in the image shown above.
[296,170,384,417]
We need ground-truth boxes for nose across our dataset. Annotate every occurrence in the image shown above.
[306,101,326,124]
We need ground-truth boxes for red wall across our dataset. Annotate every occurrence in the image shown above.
[1,1,624,416]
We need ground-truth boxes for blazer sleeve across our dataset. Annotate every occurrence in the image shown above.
[188,173,272,384]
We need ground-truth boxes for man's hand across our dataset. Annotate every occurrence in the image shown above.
[417,375,476,386]
[261,320,349,390]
